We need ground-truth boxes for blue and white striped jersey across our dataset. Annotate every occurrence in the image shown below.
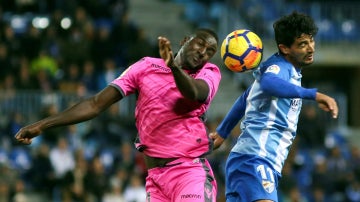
[231,53,304,173]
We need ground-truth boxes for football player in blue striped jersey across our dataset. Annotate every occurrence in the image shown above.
[211,11,338,202]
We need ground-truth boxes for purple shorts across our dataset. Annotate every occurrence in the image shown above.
[145,157,217,202]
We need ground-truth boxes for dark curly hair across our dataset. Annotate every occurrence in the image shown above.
[273,11,318,47]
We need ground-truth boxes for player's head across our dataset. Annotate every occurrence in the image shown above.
[273,11,318,67]
[273,11,318,47]
[175,28,218,71]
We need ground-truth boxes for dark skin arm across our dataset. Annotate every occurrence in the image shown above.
[15,86,122,145]
[15,35,210,145]
[158,36,209,102]
[170,65,209,102]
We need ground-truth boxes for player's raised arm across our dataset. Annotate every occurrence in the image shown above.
[158,29,219,102]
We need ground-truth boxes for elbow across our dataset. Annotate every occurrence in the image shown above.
[179,80,209,102]
[181,89,198,101]
[193,81,210,102]
[194,90,208,103]
[89,97,107,116]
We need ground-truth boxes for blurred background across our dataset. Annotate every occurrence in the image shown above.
[0,0,359,201]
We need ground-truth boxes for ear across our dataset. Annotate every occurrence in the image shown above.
[278,44,290,55]
[180,36,191,46]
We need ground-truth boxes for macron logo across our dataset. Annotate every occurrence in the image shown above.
[151,63,171,73]
[181,194,202,199]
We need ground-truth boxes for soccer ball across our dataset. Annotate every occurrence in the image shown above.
[220,29,263,73]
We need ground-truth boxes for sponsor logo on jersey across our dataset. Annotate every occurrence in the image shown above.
[290,98,301,112]
[151,63,171,73]
[181,194,202,199]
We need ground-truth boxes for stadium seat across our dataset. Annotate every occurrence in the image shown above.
[316,19,340,42]
[340,19,359,41]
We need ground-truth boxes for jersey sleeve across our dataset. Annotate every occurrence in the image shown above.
[110,58,147,96]
[260,72,317,99]
[259,64,317,100]
[195,64,221,104]
[216,86,250,139]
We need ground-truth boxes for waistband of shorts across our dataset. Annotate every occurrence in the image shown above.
[144,155,180,169]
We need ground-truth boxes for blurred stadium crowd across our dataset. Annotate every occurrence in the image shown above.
[0,0,157,201]
[177,0,360,43]
[0,0,360,202]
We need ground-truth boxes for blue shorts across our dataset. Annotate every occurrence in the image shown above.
[225,152,281,202]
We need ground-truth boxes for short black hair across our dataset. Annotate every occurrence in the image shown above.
[273,11,318,47]
[195,28,219,44]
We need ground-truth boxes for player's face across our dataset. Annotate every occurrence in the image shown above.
[179,33,217,70]
[286,34,315,67]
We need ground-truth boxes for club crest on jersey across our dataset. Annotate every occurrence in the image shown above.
[262,180,275,193]
[265,65,280,74]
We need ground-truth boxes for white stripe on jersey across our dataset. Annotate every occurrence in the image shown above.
[274,130,293,172]
[258,98,278,157]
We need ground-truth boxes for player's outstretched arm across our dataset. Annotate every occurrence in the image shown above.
[15,86,122,145]
[315,92,338,119]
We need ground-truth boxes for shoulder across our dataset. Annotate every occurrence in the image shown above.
[131,56,162,67]
[201,62,221,73]
[141,56,163,63]
[127,57,166,72]
[195,62,221,87]
[138,57,170,70]
[260,53,292,76]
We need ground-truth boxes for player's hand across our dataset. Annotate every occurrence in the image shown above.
[158,36,175,68]
[209,132,225,150]
[315,92,339,119]
[14,123,42,145]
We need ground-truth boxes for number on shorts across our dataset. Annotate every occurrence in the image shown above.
[256,164,275,182]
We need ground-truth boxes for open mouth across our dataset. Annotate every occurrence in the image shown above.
[306,54,313,61]
[192,56,202,66]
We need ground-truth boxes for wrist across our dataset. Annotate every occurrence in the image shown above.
[169,63,181,70]
[169,59,181,69]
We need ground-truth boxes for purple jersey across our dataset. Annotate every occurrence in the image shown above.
[110,57,221,158]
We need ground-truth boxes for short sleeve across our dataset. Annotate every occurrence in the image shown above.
[195,64,221,103]
[110,58,148,96]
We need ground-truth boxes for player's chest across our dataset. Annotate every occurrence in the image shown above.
[139,71,179,97]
